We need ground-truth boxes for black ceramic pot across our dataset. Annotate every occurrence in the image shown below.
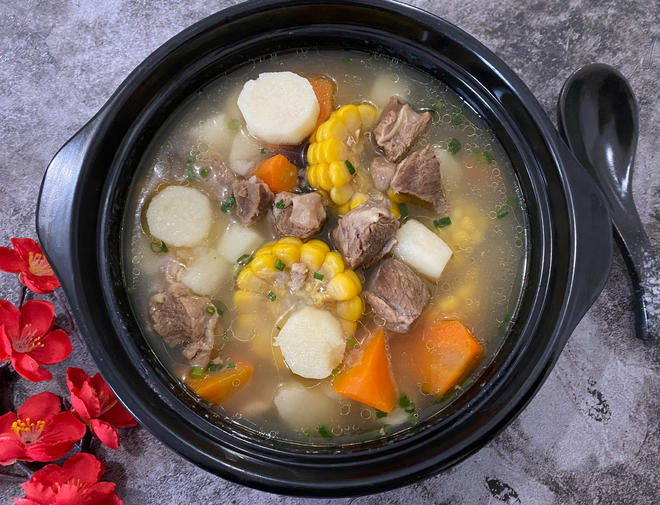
[36,0,612,497]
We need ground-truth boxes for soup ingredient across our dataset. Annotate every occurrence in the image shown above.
[414,320,483,395]
[393,219,453,280]
[363,258,430,333]
[228,133,262,176]
[331,199,399,269]
[149,283,220,366]
[232,176,274,227]
[333,328,397,412]
[274,382,337,430]
[200,155,238,201]
[180,250,230,296]
[237,71,320,145]
[373,96,432,162]
[216,222,265,264]
[288,262,308,291]
[145,186,212,247]
[369,157,396,192]
[390,145,447,212]
[187,362,253,404]
[189,112,234,153]
[369,73,410,108]
[274,306,346,379]
[433,147,462,187]
[307,76,335,128]
[271,191,327,239]
[254,154,299,193]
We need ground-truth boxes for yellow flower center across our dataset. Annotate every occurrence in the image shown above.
[27,251,54,277]
[11,417,46,444]
[11,323,45,353]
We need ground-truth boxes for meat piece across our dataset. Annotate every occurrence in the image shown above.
[199,155,237,201]
[390,145,447,212]
[149,283,219,366]
[363,258,430,333]
[288,262,308,291]
[271,191,327,240]
[373,96,432,162]
[331,199,399,270]
[233,176,274,227]
[370,157,396,192]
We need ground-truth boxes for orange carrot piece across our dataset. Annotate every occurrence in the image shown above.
[333,328,397,412]
[416,320,483,396]
[308,76,335,128]
[187,362,253,404]
[254,154,298,193]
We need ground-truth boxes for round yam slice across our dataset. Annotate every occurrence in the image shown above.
[237,71,320,145]
[146,186,212,247]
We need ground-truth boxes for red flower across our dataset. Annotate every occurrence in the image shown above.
[0,238,60,294]
[0,392,86,466]
[66,368,137,450]
[0,300,71,382]
[13,452,123,505]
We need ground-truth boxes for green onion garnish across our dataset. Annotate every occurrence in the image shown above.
[228,118,240,131]
[267,291,276,301]
[317,425,333,438]
[199,168,208,178]
[432,100,444,111]
[346,337,357,347]
[189,366,205,379]
[221,197,235,212]
[483,151,495,163]
[150,241,168,253]
[207,363,223,372]
[205,305,216,314]
[275,258,286,271]
[498,314,511,333]
[275,199,286,210]
[185,167,196,181]
[375,410,387,419]
[127,286,136,294]
[496,206,509,219]
[301,429,311,437]
[225,362,236,369]
[223,334,232,344]
[259,147,266,154]
[398,202,408,219]
[398,394,416,414]
[331,367,339,375]
[236,253,254,266]
[313,272,324,281]
[448,138,462,154]
[344,160,356,175]
[341,56,351,63]
[433,216,452,228]
[275,324,281,331]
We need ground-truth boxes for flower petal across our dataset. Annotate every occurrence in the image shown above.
[24,440,76,463]
[80,380,102,418]
[0,411,18,434]
[20,272,60,295]
[21,469,57,503]
[0,324,13,361]
[10,239,41,263]
[12,499,42,505]
[39,412,86,445]
[90,419,120,450]
[19,300,54,338]
[81,482,118,504]
[0,433,25,465]
[61,452,104,485]
[99,493,125,505]
[10,353,52,382]
[28,329,71,365]
[101,402,137,428]
[17,392,61,422]
[0,246,23,273]
[0,299,20,336]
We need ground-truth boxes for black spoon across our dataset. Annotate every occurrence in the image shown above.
[558,63,658,341]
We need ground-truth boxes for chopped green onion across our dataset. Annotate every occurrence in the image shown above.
[496,205,509,219]
[228,118,240,131]
[344,160,356,175]
[432,100,444,111]
[127,286,136,294]
[215,300,227,315]
[185,167,196,181]
[448,138,462,154]
[498,314,511,333]
[189,366,205,379]
[435,389,458,404]
[331,367,339,375]
[375,409,387,419]
[433,216,452,228]
[268,291,276,301]
[483,151,495,163]
[205,305,216,315]
[451,107,464,126]
[398,202,408,219]
[207,363,223,372]
[199,168,208,178]
[346,337,357,347]
[236,253,254,266]
[259,147,266,155]
[150,241,168,253]
[313,272,324,281]
[301,429,311,437]
[221,197,235,213]
[317,425,333,438]
[398,394,416,414]
[275,324,281,331]
[223,334,232,344]
[275,199,286,210]
[225,362,236,369]
[341,56,351,63]
[275,258,286,271]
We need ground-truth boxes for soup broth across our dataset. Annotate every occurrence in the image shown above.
[123,50,528,444]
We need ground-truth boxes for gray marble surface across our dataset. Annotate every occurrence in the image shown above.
[1,0,658,503]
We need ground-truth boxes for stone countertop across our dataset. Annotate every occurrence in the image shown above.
[0,0,658,503]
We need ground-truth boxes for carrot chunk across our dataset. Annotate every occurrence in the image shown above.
[415,320,483,396]
[308,76,335,128]
[186,362,253,404]
[333,328,397,412]
[254,154,298,193]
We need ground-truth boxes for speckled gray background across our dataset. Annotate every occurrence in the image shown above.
[1,0,658,503]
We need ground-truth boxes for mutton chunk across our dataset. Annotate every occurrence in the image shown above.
[390,145,448,213]
[232,176,274,227]
[271,191,327,240]
[199,155,238,202]
[369,157,396,192]
[363,258,430,333]
[373,96,432,162]
[331,199,399,270]
[149,283,220,366]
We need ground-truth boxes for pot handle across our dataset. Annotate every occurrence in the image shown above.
[557,140,613,340]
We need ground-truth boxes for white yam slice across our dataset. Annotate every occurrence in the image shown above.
[228,133,262,176]
[237,71,320,145]
[433,147,462,189]
[216,222,265,263]
[393,219,453,280]
[274,306,346,379]
[146,186,212,248]
[189,112,235,154]
[369,73,410,108]
[274,383,336,430]
[180,249,230,296]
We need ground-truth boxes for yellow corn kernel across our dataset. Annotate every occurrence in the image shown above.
[254,246,272,257]
[272,242,300,265]
[250,254,277,278]
[317,138,347,163]
[436,295,459,312]
[390,201,401,218]
[307,239,330,253]
[236,268,270,293]
[316,117,349,143]
[300,241,328,271]
[340,319,358,338]
[349,192,367,210]
[330,184,354,205]
[336,296,364,321]
[328,160,352,187]
[233,290,264,312]
[387,188,412,203]
[320,251,345,279]
[337,202,351,214]
[307,164,319,188]
[357,103,379,128]
[335,104,361,132]
[316,162,333,191]
[277,237,303,247]
[326,271,361,301]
